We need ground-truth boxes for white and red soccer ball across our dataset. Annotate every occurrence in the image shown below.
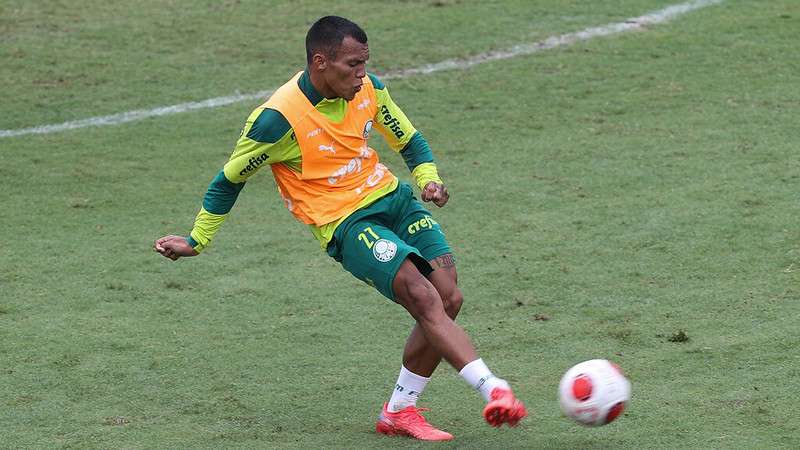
[558,359,631,426]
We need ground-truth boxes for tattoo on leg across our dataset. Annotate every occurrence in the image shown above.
[430,253,456,270]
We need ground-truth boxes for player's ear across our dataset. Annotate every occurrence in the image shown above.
[312,52,327,71]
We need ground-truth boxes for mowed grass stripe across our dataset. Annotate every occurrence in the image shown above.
[0,0,723,139]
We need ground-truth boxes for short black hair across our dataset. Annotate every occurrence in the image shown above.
[305,16,368,64]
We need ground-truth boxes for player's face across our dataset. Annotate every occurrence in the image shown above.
[324,36,369,101]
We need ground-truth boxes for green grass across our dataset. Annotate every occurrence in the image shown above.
[2,0,799,448]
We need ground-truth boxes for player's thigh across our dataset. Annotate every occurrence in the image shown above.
[334,219,424,301]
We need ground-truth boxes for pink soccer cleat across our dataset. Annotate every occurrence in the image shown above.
[483,388,528,427]
[376,403,454,441]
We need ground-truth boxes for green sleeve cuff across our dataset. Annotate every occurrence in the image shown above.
[188,232,207,253]
[185,235,198,248]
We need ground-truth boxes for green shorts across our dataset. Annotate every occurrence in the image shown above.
[326,182,452,301]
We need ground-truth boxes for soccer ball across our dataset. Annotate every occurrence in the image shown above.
[558,359,631,426]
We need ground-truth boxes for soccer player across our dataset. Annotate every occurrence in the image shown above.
[154,16,526,441]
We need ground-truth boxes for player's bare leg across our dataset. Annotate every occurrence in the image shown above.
[393,259,476,370]
[380,257,527,433]
[376,258,468,441]
[401,259,462,377]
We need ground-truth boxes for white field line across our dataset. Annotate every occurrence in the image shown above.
[0,0,722,139]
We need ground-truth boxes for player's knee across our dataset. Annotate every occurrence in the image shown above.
[443,288,463,318]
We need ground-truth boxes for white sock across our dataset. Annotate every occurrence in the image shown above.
[387,366,430,412]
[459,358,511,402]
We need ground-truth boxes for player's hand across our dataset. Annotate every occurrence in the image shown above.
[154,235,199,261]
[422,181,449,207]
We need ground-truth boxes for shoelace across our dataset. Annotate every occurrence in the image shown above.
[393,407,434,426]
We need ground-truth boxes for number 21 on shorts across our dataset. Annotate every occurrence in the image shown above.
[358,226,380,249]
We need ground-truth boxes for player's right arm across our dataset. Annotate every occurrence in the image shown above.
[154,106,299,260]
[368,73,448,207]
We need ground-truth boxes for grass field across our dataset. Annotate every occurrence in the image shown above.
[2,0,799,448]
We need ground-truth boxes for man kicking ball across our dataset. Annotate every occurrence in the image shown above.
[154,15,527,441]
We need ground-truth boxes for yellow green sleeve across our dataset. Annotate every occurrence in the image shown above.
[372,78,417,152]
[370,73,443,190]
[188,208,228,253]
[411,162,444,191]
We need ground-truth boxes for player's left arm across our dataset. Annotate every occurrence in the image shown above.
[369,73,448,207]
